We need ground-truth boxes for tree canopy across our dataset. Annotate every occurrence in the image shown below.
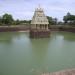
[2,13,14,25]
[0,13,75,26]
[47,16,57,25]
[63,12,75,25]
[0,13,31,25]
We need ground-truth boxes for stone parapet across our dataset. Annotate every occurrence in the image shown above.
[30,29,50,38]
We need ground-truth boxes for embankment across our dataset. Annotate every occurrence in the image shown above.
[0,25,30,32]
[0,25,75,33]
[49,25,75,33]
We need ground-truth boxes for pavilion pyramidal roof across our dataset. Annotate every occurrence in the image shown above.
[31,5,49,25]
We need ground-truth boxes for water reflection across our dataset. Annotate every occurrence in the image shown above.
[0,31,75,75]
[57,32,75,41]
[31,39,50,59]
[29,38,51,75]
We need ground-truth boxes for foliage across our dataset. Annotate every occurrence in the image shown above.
[63,12,75,25]
[1,12,75,26]
[58,21,63,25]
[15,19,21,25]
[47,16,57,25]
[2,13,14,25]
[0,16,2,25]
[20,20,31,24]
[0,13,31,26]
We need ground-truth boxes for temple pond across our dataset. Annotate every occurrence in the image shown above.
[0,31,75,75]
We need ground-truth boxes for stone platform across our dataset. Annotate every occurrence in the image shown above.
[41,68,75,75]
[29,29,50,38]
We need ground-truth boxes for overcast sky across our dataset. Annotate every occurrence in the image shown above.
[0,0,75,21]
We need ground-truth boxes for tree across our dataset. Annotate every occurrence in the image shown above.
[0,16,2,25]
[58,21,63,25]
[53,18,58,25]
[15,19,20,25]
[47,16,57,25]
[63,12,70,23]
[28,20,31,24]
[63,12,75,25]
[47,16,53,24]
[20,20,31,24]
[2,13,14,25]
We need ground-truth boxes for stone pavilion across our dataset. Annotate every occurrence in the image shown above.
[30,5,50,38]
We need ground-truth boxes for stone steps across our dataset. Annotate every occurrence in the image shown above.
[41,69,75,75]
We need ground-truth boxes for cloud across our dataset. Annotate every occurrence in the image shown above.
[0,0,75,21]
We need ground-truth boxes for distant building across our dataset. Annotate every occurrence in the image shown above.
[30,5,50,38]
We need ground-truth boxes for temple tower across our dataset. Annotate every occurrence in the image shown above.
[30,5,50,38]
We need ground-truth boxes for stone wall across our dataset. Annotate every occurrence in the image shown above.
[0,25,75,33]
[30,29,50,38]
[0,25,30,32]
[49,25,75,33]
[59,26,75,32]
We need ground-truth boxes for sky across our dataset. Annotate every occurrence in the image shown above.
[0,0,75,21]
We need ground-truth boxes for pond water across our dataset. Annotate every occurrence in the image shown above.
[0,31,75,75]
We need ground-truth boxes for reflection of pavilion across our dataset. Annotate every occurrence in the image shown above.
[30,5,50,38]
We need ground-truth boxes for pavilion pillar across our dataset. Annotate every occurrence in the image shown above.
[44,24,45,29]
[36,24,37,29]
[46,24,48,30]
